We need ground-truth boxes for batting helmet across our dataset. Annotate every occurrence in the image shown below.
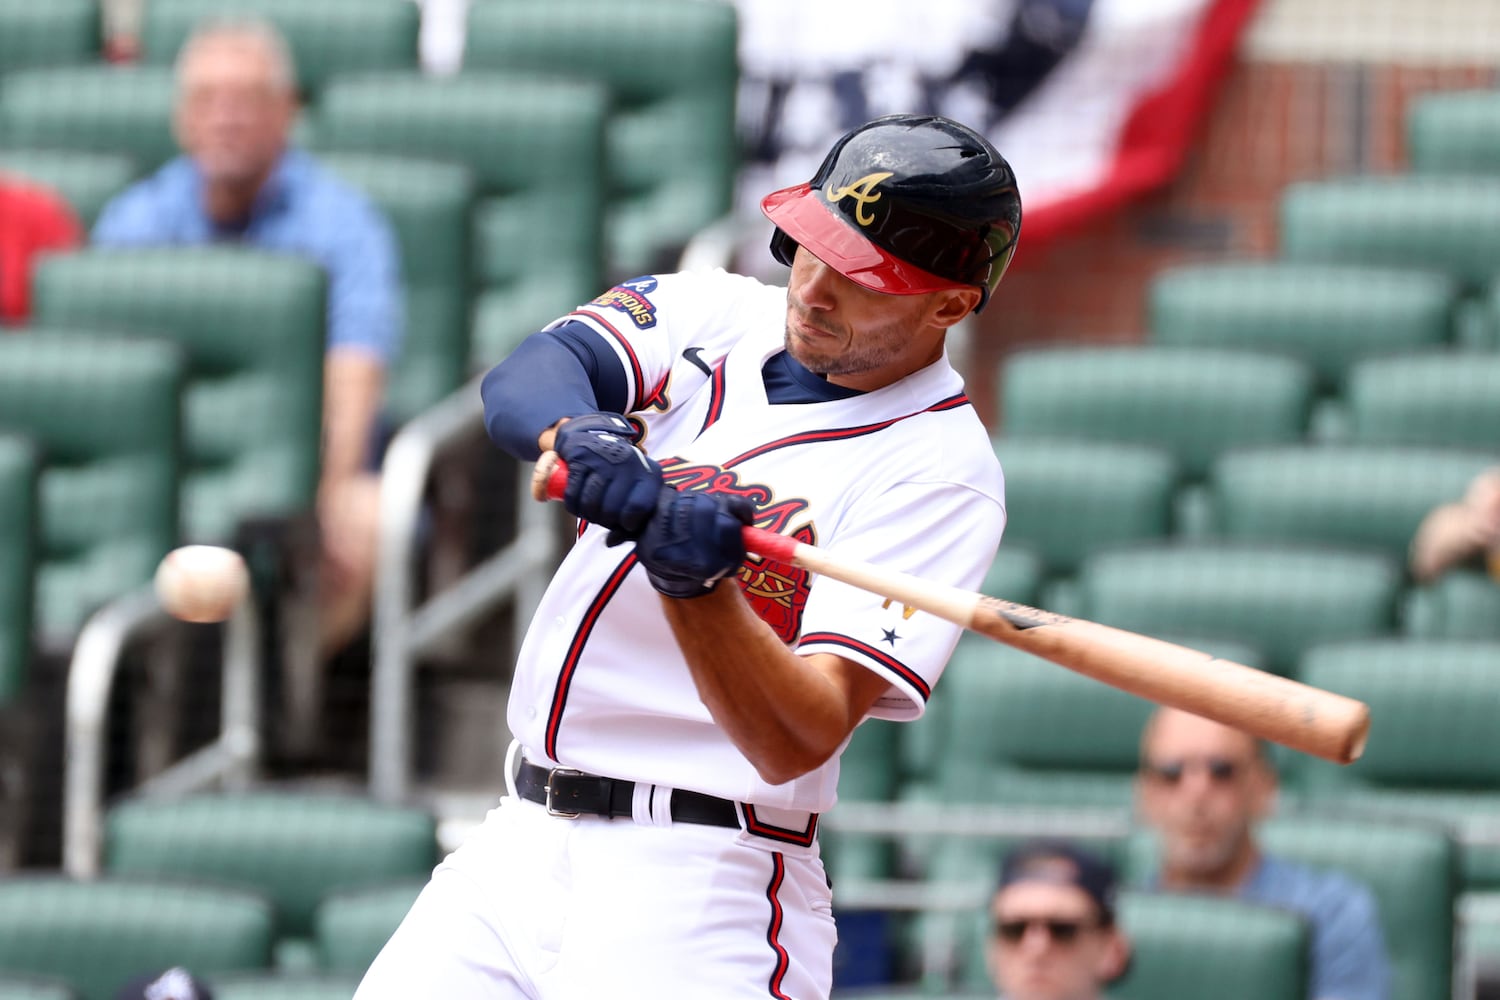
[761,114,1022,312]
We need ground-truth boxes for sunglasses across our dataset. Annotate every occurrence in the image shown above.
[1144,757,1243,785]
[993,917,1095,944]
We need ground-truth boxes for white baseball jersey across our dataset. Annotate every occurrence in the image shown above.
[509,268,1006,816]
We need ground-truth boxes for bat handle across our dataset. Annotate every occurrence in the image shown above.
[532,452,802,565]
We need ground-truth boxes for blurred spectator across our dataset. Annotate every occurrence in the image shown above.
[114,967,214,1000]
[1409,467,1500,584]
[986,838,1130,1000]
[91,17,404,661]
[1134,707,1391,1000]
[0,175,82,325]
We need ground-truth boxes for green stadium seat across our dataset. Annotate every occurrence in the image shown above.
[1147,262,1456,391]
[0,151,137,228]
[0,67,178,173]
[1076,543,1403,676]
[463,0,740,277]
[0,877,273,1000]
[998,346,1315,480]
[313,880,424,975]
[1280,176,1500,290]
[1407,88,1500,175]
[1258,816,1456,1000]
[317,153,476,425]
[210,974,360,1000]
[139,0,419,101]
[1114,892,1309,1000]
[1406,570,1500,641]
[0,0,100,72]
[1294,639,1500,893]
[0,977,78,1000]
[822,719,901,884]
[309,72,609,370]
[1207,445,1498,562]
[1343,351,1500,449]
[0,337,182,643]
[0,436,37,702]
[992,438,1177,578]
[32,248,326,545]
[105,792,437,941]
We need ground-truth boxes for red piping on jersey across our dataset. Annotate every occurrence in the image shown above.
[743,805,819,848]
[697,362,729,438]
[544,552,638,760]
[721,392,970,468]
[797,631,932,702]
[571,308,649,411]
[765,853,794,1000]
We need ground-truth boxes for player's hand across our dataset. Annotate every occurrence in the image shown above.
[617,487,756,598]
[553,412,662,539]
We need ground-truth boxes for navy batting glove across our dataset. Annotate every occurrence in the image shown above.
[618,488,756,598]
[553,413,663,538]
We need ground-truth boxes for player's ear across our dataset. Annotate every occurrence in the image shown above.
[928,287,982,328]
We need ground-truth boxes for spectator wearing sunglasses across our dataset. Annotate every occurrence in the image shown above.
[1134,707,1391,1000]
[987,839,1131,1000]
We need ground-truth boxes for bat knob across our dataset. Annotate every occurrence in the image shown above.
[532,451,567,503]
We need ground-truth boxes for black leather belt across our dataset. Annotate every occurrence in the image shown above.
[516,759,741,829]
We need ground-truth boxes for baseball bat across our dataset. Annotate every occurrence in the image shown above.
[532,453,1370,765]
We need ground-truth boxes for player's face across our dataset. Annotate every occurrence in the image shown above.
[784,247,975,392]
[988,882,1121,1000]
[1136,710,1275,883]
[175,36,295,187]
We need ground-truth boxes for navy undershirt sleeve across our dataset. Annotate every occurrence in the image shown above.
[480,321,631,460]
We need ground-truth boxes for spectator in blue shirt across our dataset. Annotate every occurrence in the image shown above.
[1134,707,1392,1000]
[92,17,403,744]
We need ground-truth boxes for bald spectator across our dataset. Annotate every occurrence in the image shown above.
[92,17,402,665]
[1134,707,1391,1000]
[986,839,1131,1000]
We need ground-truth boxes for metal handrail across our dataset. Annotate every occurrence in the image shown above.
[63,587,261,877]
[369,377,562,803]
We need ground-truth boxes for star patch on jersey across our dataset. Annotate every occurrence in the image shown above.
[590,276,659,328]
[880,628,900,648]
[660,458,815,644]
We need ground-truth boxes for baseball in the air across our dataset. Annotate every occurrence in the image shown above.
[154,545,250,623]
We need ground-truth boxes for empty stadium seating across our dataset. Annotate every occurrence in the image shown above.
[210,974,361,1000]
[1075,543,1402,676]
[0,67,178,172]
[138,0,420,101]
[309,72,609,369]
[462,0,740,277]
[0,336,182,643]
[0,877,274,1000]
[1407,88,1500,175]
[1280,176,1500,291]
[0,976,78,1000]
[998,346,1315,480]
[1342,351,1500,450]
[104,791,437,942]
[0,436,36,703]
[0,150,136,228]
[32,248,326,545]
[312,880,424,975]
[0,0,100,72]
[1147,261,1457,391]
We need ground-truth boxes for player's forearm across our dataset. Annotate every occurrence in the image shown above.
[661,586,860,785]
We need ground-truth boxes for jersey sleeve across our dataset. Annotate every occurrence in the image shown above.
[558,269,779,415]
[794,477,1005,721]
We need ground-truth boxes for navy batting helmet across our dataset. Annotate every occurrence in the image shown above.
[761,114,1022,312]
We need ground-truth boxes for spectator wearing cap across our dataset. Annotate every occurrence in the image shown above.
[987,839,1131,1000]
[1134,706,1391,1000]
[114,967,214,1000]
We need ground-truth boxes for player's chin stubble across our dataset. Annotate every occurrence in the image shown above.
[785,315,909,378]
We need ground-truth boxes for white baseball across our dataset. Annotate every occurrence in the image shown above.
[154,545,250,623]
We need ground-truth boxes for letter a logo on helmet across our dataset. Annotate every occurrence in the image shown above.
[762,114,1022,312]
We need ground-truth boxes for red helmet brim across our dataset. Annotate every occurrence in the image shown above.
[761,184,967,296]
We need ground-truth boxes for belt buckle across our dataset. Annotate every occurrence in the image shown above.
[544,767,584,819]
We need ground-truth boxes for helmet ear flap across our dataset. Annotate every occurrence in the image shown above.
[769,227,799,268]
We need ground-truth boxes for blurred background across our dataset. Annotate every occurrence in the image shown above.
[0,0,1498,997]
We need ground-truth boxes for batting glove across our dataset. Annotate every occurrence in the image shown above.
[553,412,662,539]
[615,487,756,598]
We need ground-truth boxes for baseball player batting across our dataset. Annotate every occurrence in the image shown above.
[354,114,1021,999]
